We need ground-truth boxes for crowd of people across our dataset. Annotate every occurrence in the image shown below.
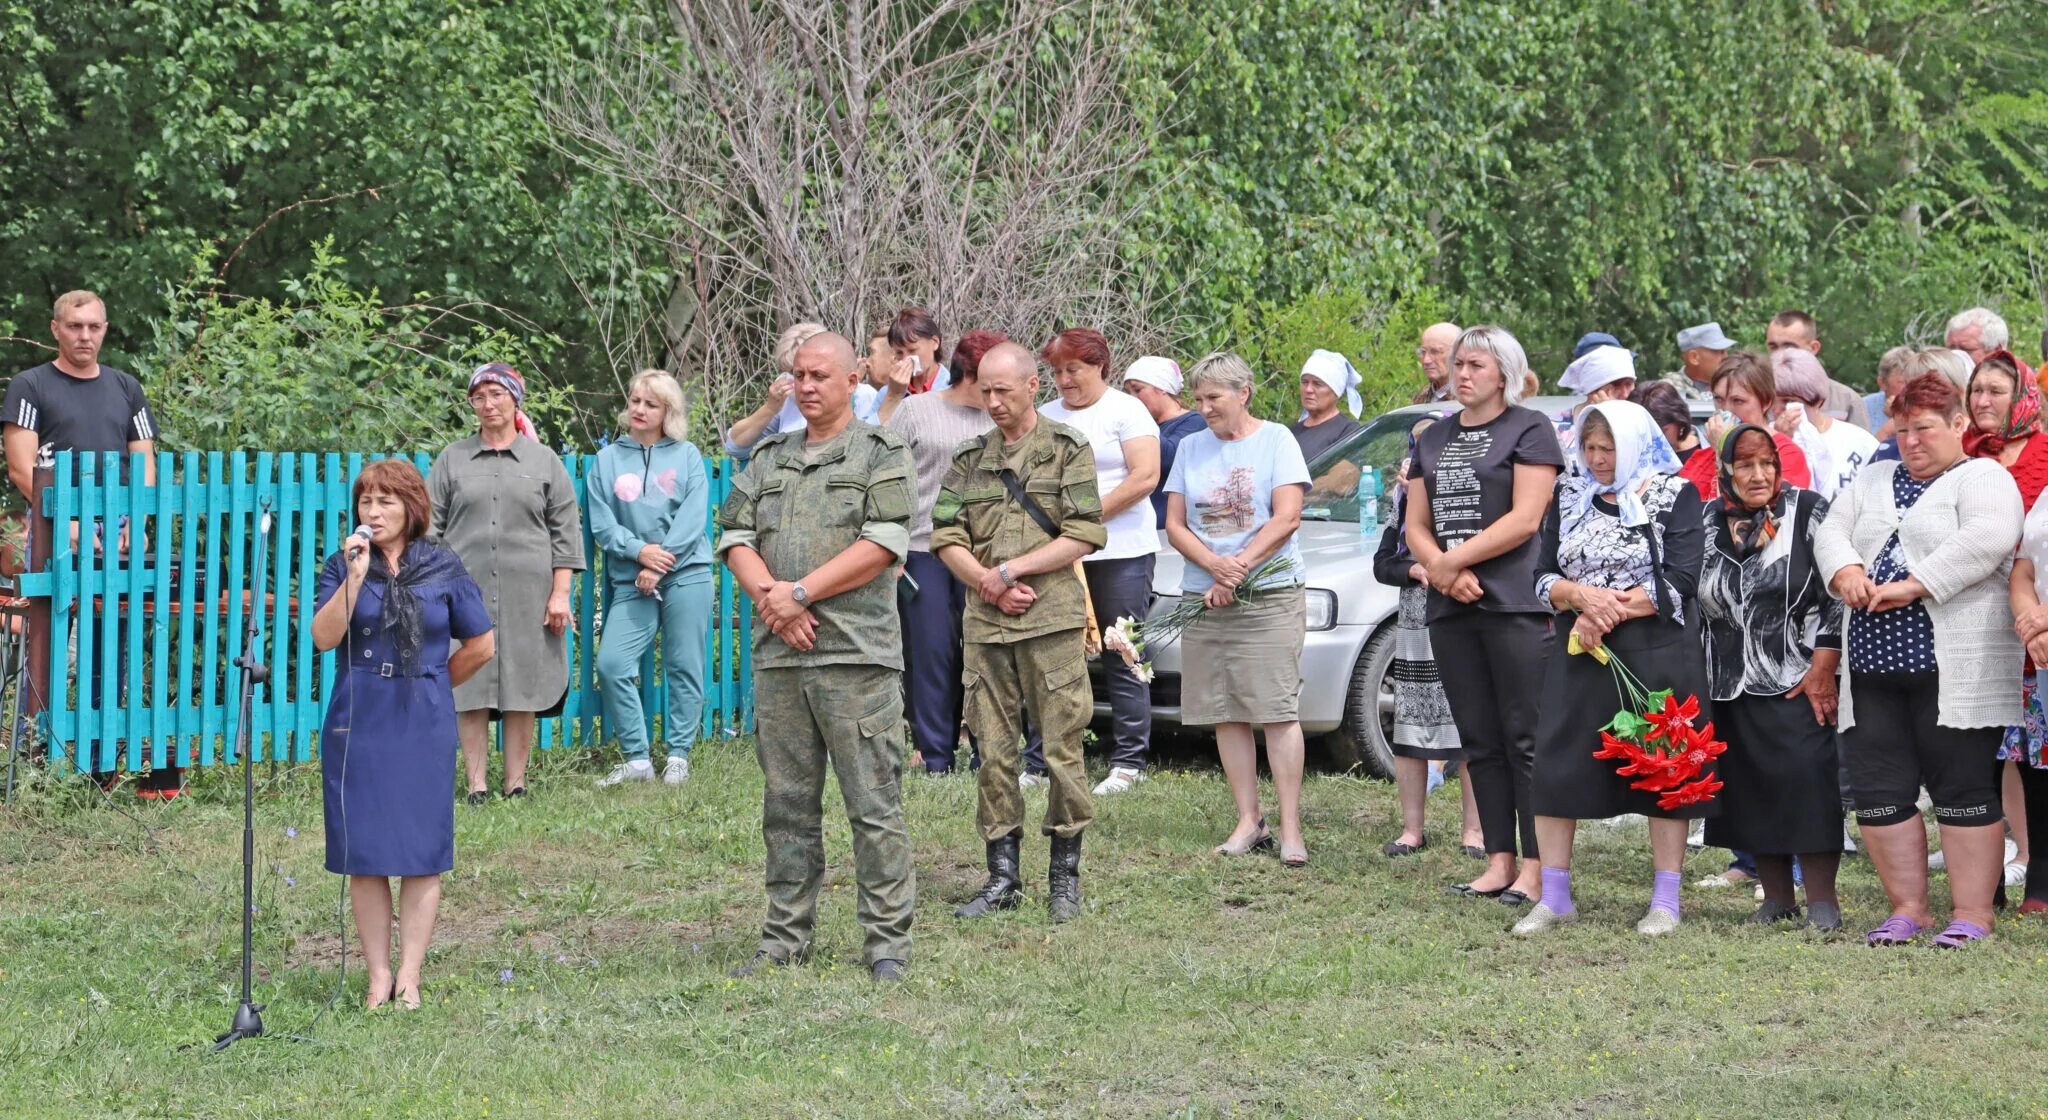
[15,288,2048,996]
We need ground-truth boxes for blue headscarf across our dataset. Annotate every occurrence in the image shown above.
[1567,400,1681,533]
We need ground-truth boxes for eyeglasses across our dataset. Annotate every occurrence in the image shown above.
[1416,346,1449,360]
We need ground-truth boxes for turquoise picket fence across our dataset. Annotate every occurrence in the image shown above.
[14,450,755,773]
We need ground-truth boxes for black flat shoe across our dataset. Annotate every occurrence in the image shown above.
[1462,845,1487,860]
[1382,838,1427,858]
[465,790,495,806]
[1444,882,1507,899]
[504,786,528,800]
[1497,889,1534,907]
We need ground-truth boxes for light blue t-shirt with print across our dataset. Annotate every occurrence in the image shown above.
[1164,420,1312,594]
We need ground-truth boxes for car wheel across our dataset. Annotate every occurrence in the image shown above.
[1322,622,1397,778]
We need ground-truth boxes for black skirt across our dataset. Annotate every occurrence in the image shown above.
[1703,692,1843,854]
[1531,613,1720,821]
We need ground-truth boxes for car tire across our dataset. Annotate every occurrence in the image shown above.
[1321,622,1397,778]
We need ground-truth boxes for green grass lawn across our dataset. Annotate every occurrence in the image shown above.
[3,737,2046,1119]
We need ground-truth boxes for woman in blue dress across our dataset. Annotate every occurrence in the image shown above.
[313,459,496,1009]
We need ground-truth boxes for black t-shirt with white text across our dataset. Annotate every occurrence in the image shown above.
[1413,405,1565,621]
[2,362,157,479]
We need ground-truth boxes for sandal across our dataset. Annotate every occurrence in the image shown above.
[1381,837,1427,858]
[1280,845,1308,868]
[1213,819,1274,857]
[1864,915,1925,947]
[1930,919,1991,949]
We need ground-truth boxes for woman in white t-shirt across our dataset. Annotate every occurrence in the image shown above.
[1773,348,1877,500]
[1037,327,1161,795]
[1165,352,1314,865]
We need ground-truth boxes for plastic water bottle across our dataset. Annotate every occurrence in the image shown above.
[1358,465,1380,541]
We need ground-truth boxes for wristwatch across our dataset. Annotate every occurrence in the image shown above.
[791,583,810,605]
[997,562,1017,588]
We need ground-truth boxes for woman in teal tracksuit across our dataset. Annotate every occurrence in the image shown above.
[590,370,715,787]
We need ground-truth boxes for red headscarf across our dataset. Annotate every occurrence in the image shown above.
[1963,350,2041,459]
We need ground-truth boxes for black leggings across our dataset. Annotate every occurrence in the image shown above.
[2024,764,2048,904]
[1428,610,1550,858]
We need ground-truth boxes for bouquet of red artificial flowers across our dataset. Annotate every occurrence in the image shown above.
[1568,633,1725,810]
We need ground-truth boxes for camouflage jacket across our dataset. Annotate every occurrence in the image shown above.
[929,419,1108,644]
[715,421,914,670]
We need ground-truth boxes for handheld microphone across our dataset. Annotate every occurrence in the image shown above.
[346,524,372,559]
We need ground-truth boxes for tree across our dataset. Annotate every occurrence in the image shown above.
[544,0,1160,427]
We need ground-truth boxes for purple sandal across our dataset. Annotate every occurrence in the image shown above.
[1931,920,1991,949]
[1864,915,1925,947]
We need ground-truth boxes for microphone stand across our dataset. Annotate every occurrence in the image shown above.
[214,498,273,1052]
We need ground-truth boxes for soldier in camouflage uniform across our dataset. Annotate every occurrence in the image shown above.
[930,342,1107,923]
[716,331,919,982]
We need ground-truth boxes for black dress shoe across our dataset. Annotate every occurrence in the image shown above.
[729,951,787,979]
[870,959,907,982]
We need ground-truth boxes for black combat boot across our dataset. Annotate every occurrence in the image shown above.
[1047,832,1083,923]
[955,831,1024,918]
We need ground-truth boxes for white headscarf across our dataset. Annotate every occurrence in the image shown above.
[1559,345,1636,397]
[1301,349,1363,418]
[1122,355,1183,397]
[1569,400,1681,532]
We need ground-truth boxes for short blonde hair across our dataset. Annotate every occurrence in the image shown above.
[619,369,690,442]
[53,290,104,319]
[1453,325,1533,406]
[1186,351,1256,396]
[774,322,828,373]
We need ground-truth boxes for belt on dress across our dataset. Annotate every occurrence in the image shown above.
[346,661,442,679]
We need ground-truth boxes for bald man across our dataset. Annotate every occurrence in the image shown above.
[932,343,1106,923]
[1412,322,1460,404]
[717,330,919,981]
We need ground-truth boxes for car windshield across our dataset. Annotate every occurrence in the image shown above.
[1299,409,1444,524]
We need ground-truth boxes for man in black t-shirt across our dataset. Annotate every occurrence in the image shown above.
[3,291,170,794]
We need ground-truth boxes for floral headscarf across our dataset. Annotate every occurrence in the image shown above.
[1715,423,1787,558]
[468,362,541,441]
[1565,400,1681,536]
[1963,349,2041,459]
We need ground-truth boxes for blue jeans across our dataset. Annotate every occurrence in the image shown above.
[596,579,713,761]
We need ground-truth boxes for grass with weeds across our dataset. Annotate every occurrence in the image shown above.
[2,736,2045,1119]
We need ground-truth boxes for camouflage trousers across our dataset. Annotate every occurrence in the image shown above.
[963,629,1095,841]
[754,665,915,965]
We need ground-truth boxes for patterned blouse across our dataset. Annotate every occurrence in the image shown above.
[1536,473,1703,626]
[1846,470,1940,675]
[1697,489,1842,700]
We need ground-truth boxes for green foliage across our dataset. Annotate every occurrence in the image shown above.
[134,241,572,453]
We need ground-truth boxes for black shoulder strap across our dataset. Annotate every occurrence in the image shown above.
[997,468,1062,539]
[1632,510,1672,619]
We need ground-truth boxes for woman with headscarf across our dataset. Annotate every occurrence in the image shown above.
[313,459,496,1008]
[1374,413,1482,859]
[1697,425,1845,929]
[1289,349,1366,462]
[1554,345,1638,470]
[1512,401,1710,937]
[428,363,587,804]
[1968,350,2048,896]
[1815,373,2023,947]
[1122,356,1208,528]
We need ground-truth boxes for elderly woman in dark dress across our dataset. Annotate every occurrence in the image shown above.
[313,460,495,1009]
[1514,401,1711,938]
[428,364,587,804]
[1697,425,1845,930]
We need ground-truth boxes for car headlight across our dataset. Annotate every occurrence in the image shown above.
[1304,589,1337,631]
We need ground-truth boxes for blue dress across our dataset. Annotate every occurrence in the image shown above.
[316,544,493,876]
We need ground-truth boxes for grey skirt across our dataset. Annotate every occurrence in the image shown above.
[1179,586,1306,726]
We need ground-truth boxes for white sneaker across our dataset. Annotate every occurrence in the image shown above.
[1928,848,1946,872]
[2006,861,2028,888]
[596,759,655,787]
[663,757,690,786]
[1635,908,1681,936]
[1512,903,1578,937]
[1018,772,1049,790]
[2005,838,2021,864]
[1685,821,1705,850]
[1092,767,1147,795]
[1843,822,1858,854]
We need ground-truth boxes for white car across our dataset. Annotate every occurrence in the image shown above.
[1098,396,1697,776]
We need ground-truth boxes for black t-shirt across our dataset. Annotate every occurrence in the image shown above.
[2,362,156,477]
[1288,414,1365,465]
[1413,405,1565,621]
